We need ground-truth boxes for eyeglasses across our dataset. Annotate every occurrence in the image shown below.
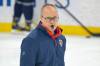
[42,16,59,22]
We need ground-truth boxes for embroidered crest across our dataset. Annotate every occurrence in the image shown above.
[59,39,63,47]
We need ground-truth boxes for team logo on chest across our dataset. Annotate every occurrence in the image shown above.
[59,39,63,47]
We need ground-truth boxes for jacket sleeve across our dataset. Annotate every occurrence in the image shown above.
[63,36,66,53]
[20,37,39,66]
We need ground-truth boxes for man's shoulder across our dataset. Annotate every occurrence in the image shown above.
[22,29,41,46]
[59,34,66,41]
[60,34,66,39]
[26,28,45,40]
[26,29,39,39]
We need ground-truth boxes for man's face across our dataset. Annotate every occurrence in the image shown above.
[41,6,59,31]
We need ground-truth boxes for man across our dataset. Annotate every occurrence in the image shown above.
[20,4,66,66]
[12,0,36,31]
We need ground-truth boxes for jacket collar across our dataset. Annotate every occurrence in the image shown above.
[37,21,63,40]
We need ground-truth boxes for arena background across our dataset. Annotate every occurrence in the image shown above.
[0,0,100,36]
[0,1,100,66]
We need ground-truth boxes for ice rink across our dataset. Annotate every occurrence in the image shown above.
[0,33,100,66]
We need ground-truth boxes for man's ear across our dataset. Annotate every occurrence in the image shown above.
[40,16,42,21]
[40,16,47,25]
[40,16,44,23]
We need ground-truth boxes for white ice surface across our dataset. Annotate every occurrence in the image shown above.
[0,33,100,66]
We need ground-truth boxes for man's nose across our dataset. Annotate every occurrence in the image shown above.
[50,20,54,23]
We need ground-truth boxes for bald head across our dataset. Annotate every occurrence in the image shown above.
[41,4,58,17]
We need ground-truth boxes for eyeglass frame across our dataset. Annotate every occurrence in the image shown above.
[42,16,59,22]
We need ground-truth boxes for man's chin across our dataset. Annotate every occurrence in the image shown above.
[48,28,55,32]
[51,27,56,31]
